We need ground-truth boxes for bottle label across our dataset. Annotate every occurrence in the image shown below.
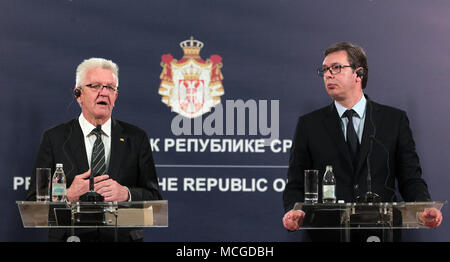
[323,185,335,199]
[52,183,66,196]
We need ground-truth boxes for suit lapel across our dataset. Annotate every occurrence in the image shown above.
[66,119,89,176]
[108,119,125,180]
[323,103,354,171]
[355,100,381,176]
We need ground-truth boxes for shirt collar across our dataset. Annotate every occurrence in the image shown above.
[335,94,367,119]
[78,114,111,137]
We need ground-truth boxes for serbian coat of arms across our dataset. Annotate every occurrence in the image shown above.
[158,37,224,118]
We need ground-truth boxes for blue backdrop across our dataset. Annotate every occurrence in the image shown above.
[1,0,449,241]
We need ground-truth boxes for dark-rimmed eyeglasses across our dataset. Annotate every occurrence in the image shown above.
[84,83,118,93]
[317,64,353,77]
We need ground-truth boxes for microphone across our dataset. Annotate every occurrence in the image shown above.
[356,135,380,203]
[79,125,104,202]
[356,99,380,203]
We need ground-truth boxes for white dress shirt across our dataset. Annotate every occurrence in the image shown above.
[78,114,131,201]
[334,95,367,143]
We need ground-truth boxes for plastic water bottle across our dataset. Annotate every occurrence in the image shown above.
[52,163,67,202]
[322,165,336,203]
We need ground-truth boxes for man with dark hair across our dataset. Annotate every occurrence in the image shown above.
[324,42,369,89]
[282,42,442,241]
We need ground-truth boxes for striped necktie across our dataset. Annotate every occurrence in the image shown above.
[90,126,106,176]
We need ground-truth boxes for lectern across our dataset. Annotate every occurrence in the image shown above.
[17,200,168,241]
[293,201,446,242]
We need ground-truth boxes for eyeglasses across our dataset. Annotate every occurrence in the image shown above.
[317,64,353,77]
[84,83,118,93]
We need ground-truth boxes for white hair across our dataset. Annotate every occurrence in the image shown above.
[75,58,119,89]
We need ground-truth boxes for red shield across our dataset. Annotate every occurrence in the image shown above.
[178,79,205,114]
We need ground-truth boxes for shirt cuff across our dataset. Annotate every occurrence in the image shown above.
[126,187,132,202]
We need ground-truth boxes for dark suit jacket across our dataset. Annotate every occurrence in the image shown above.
[27,118,162,242]
[283,98,431,211]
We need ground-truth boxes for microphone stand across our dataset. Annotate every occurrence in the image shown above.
[79,171,104,202]
[357,99,380,203]
[356,136,380,203]
[77,171,105,227]
[80,125,104,202]
[73,125,106,229]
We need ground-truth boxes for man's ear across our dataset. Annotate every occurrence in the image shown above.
[112,92,118,107]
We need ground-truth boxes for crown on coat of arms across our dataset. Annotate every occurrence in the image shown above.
[181,65,201,81]
[180,36,204,57]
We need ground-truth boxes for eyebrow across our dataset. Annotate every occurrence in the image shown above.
[90,82,116,86]
[321,62,341,68]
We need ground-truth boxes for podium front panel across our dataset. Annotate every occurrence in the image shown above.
[292,201,446,230]
[17,201,168,228]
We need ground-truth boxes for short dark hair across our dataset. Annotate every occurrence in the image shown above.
[324,42,368,89]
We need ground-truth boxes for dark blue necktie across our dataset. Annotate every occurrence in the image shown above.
[344,109,359,164]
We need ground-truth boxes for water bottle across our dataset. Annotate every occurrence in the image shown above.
[52,163,67,202]
[322,165,336,203]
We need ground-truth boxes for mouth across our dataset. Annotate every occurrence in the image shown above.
[96,101,108,106]
[326,83,337,89]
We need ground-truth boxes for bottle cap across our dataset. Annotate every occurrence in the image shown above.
[56,163,63,168]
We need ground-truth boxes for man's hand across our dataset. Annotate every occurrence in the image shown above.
[282,210,306,231]
[94,177,130,202]
[66,169,109,202]
[418,208,443,228]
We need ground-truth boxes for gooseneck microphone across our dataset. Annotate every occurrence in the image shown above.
[356,99,380,203]
[356,135,380,203]
[79,125,104,202]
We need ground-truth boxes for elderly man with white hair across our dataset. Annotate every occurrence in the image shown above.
[27,58,162,242]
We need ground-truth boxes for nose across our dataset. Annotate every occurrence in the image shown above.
[98,86,110,95]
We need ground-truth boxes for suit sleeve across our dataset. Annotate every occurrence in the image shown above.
[26,131,55,201]
[395,111,431,201]
[129,131,162,201]
[283,117,312,211]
